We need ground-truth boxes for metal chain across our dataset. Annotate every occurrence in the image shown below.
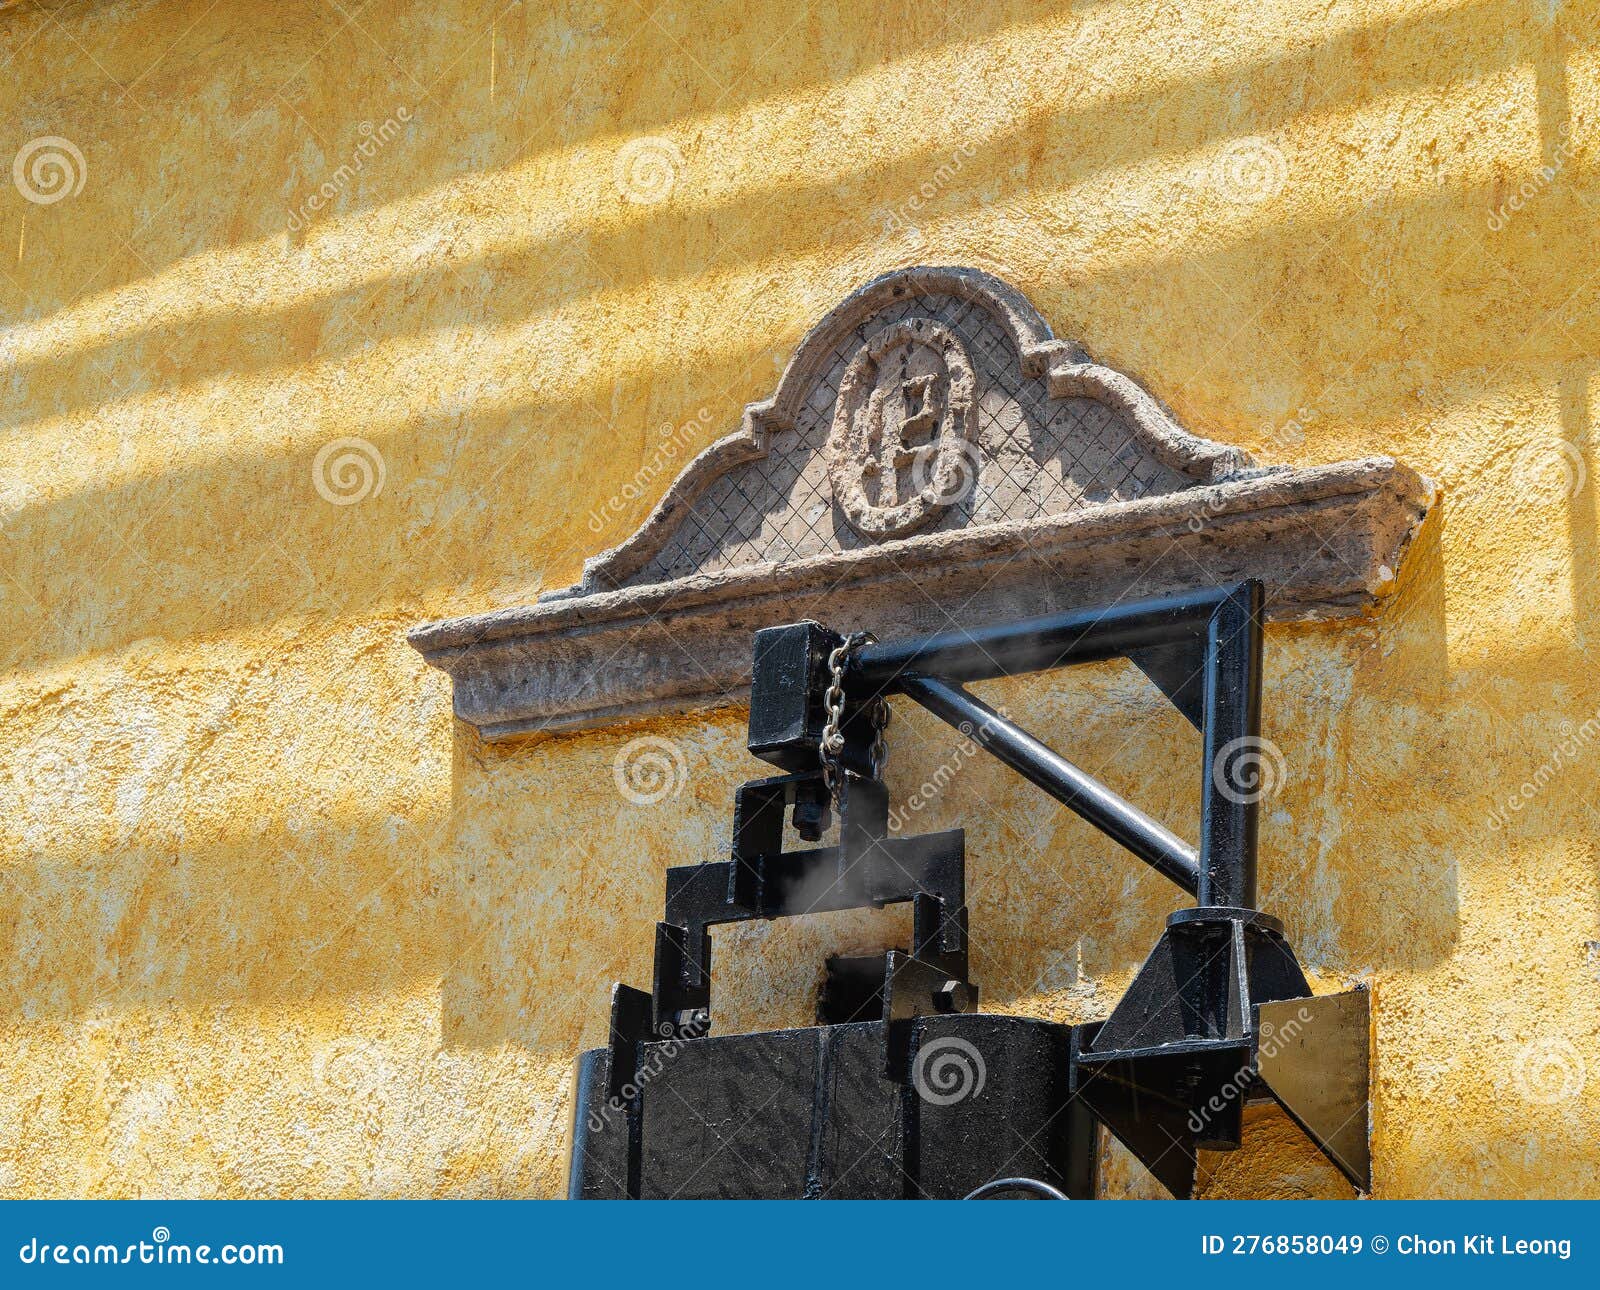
[819,632,890,799]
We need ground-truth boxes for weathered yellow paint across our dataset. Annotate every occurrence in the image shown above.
[1,0,1597,1198]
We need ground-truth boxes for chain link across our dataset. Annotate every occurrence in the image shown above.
[819,632,890,799]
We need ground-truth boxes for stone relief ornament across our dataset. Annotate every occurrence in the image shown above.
[410,265,1436,739]
[826,317,979,539]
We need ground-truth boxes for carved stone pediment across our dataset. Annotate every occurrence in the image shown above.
[411,266,1434,740]
[547,266,1250,602]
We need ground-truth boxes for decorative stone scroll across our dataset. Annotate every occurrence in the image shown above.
[410,266,1434,740]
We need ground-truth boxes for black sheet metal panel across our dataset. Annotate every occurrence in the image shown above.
[1255,991,1371,1192]
[639,1029,824,1200]
[1077,908,1321,1193]
[909,1016,1093,1201]
[1075,981,1372,1194]
[568,1016,1101,1200]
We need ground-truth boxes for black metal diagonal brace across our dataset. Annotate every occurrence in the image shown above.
[847,580,1264,908]
[896,674,1202,894]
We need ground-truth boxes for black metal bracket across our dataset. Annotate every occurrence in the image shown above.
[653,771,973,1054]
[578,579,1371,1200]
[832,579,1369,1195]
[847,579,1264,906]
[603,621,978,1105]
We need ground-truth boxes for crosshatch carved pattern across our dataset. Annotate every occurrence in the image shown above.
[629,292,1195,589]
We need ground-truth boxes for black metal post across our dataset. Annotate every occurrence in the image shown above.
[898,675,1201,895]
[1197,580,1263,909]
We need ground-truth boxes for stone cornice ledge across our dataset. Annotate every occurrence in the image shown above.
[409,457,1434,741]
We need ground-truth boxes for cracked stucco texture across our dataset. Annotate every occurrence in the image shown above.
[1,0,1597,1198]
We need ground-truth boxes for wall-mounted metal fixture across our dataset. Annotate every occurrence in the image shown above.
[568,580,1370,1200]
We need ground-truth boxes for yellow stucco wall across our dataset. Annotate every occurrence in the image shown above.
[1,0,1596,1198]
